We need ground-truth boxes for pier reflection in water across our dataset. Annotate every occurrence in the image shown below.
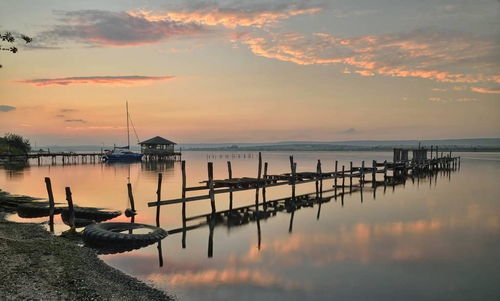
[1,151,499,300]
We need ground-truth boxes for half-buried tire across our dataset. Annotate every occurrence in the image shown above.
[17,202,62,218]
[83,222,167,254]
[61,207,121,222]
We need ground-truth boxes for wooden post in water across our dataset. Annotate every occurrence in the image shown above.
[208,162,216,215]
[263,162,268,210]
[341,165,345,194]
[155,173,162,227]
[227,161,233,211]
[181,161,187,248]
[334,160,338,188]
[361,161,365,187]
[372,160,377,188]
[255,152,262,209]
[315,160,320,198]
[44,177,55,233]
[64,187,75,232]
[289,156,296,201]
[318,160,323,198]
[127,183,136,224]
[349,161,353,191]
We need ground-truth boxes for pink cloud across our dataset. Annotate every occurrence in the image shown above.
[17,75,174,86]
[235,30,499,85]
[471,87,500,94]
[129,4,321,29]
[38,10,205,47]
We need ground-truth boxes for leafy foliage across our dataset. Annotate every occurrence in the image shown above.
[0,133,31,155]
[1,32,32,68]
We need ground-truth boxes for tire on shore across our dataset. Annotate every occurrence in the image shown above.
[60,207,121,222]
[17,203,62,218]
[82,222,167,254]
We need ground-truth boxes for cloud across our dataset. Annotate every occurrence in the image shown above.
[17,75,174,86]
[339,128,358,134]
[129,2,322,29]
[471,87,500,94]
[0,105,16,112]
[37,10,205,47]
[235,29,500,84]
[64,119,87,123]
[428,97,446,103]
[455,98,478,102]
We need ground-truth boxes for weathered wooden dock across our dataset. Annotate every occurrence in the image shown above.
[0,152,104,165]
[147,147,460,231]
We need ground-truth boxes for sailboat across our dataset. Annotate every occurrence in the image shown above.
[102,102,144,162]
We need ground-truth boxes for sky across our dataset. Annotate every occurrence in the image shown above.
[0,0,499,146]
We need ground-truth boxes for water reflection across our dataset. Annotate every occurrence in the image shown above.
[2,152,500,300]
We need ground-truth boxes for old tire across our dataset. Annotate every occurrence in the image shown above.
[61,207,121,222]
[17,203,62,218]
[83,222,167,250]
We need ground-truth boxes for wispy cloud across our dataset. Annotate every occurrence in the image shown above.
[235,30,499,84]
[37,10,205,47]
[17,75,174,86]
[129,2,322,29]
[339,128,358,134]
[0,105,16,112]
[470,87,500,94]
[65,119,87,123]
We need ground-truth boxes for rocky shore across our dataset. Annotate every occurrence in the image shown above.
[0,191,173,300]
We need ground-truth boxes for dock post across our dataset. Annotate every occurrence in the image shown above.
[127,183,136,224]
[255,152,262,210]
[181,161,187,248]
[361,161,365,187]
[289,156,296,201]
[334,160,338,188]
[263,162,268,210]
[44,177,55,233]
[155,173,162,227]
[208,162,216,215]
[318,160,323,198]
[372,160,376,188]
[315,160,320,198]
[64,187,76,232]
[227,161,233,211]
[349,161,353,191]
[341,165,345,193]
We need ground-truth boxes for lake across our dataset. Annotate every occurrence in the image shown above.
[1,151,500,300]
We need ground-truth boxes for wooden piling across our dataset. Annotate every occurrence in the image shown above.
[349,161,353,191]
[263,162,268,209]
[289,156,296,200]
[155,173,162,227]
[255,152,262,208]
[127,183,136,223]
[361,161,365,187]
[227,161,233,211]
[334,160,338,188]
[44,177,55,233]
[64,187,75,232]
[318,160,323,197]
[372,160,376,187]
[208,162,216,214]
[181,161,187,245]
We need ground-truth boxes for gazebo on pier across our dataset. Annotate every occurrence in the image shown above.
[139,136,181,160]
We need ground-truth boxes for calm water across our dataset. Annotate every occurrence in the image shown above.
[1,151,500,300]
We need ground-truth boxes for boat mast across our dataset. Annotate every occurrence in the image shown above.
[126,101,130,149]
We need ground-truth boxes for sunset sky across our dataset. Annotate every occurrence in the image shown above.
[1,0,499,145]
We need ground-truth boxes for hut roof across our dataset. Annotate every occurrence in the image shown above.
[139,136,176,145]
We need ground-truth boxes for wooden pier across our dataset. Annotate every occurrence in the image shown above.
[0,152,104,165]
[148,147,461,233]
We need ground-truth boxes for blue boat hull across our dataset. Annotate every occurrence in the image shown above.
[104,153,143,162]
